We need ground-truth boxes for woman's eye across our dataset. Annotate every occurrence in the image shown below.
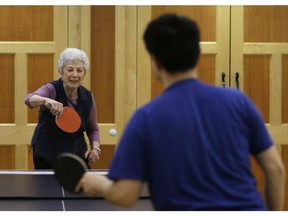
[65,68,73,72]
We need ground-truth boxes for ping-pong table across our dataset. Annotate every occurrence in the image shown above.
[0,170,153,211]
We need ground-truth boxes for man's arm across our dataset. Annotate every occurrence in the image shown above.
[76,172,143,208]
[254,145,286,210]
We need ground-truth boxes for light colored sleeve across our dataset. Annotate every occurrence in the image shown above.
[24,83,56,108]
[86,94,100,143]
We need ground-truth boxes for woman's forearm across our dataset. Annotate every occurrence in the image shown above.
[28,95,48,108]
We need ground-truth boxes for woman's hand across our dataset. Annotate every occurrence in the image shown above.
[85,148,100,164]
[44,99,63,117]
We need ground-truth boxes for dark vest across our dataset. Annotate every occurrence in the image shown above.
[31,79,93,167]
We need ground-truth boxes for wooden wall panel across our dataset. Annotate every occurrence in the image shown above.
[90,146,115,170]
[282,55,288,123]
[152,6,216,41]
[91,6,115,123]
[0,6,53,41]
[197,55,216,85]
[0,146,15,169]
[244,55,270,123]
[27,54,54,123]
[0,55,15,123]
[244,6,288,43]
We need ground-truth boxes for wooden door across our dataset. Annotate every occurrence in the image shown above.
[89,6,137,169]
[0,6,67,169]
[231,6,288,209]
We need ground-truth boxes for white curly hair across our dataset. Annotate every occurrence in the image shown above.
[58,48,89,73]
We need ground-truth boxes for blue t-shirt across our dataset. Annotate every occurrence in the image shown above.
[108,79,272,210]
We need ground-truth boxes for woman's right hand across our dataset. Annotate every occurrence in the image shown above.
[44,99,63,117]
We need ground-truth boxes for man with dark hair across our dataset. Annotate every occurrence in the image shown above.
[144,13,200,73]
[76,14,285,211]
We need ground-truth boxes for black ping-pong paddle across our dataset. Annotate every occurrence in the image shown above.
[54,153,88,193]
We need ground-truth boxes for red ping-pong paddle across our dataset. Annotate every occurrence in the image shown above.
[56,107,81,133]
[46,103,81,133]
[54,153,87,193]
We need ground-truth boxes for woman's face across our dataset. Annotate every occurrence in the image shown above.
[60,61,85,90]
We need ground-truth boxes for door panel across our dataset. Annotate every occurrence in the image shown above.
[282,55,288,123]
[0,6,67,169]
[0,55,14,123]
[243,55,270,122]
[232,6,288,125]
[232,6,288,209]
[198,55,216,86]
[244,6,288,43]
[27,54,54,123]
[89,6,137,169]
[91,6,115,123]
[0,146,15,169]
[90,6,116,169]
[0,6,53,41]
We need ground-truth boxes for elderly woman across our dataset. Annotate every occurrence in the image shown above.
[25,48,100,169]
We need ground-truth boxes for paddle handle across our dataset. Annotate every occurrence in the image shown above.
[44,101,52,109]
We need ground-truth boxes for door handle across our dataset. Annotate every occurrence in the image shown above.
[235,72,240,89]
[221,72,226,87]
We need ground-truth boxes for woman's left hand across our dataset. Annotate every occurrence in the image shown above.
[85,148,100,164]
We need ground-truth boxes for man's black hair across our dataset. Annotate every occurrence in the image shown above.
[143,13,200,74]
